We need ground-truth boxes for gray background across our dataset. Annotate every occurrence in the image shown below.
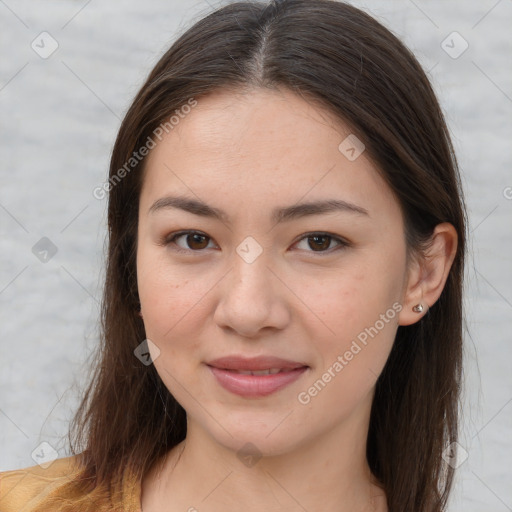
[1,1,511,510]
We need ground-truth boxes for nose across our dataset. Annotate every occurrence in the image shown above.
[213,250,290,338]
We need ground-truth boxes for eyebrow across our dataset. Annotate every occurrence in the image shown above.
[148,195,369,223]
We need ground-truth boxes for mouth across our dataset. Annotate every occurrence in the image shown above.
[205,356,309,397]
[215,367,302,376]
[206,354,308,372]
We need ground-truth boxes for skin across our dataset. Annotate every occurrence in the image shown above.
[136,86,457,512]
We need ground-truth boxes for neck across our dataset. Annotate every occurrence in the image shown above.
[142,395,387,512]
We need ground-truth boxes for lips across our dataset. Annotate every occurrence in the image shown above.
[206,355,309,397]
[226,368,294,375]
[207,355,307,371]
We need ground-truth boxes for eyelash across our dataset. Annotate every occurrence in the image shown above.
[160,230,350,256]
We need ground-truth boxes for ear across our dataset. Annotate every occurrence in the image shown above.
[398,222,458,326]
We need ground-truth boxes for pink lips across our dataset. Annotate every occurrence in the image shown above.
[206,355,309,398]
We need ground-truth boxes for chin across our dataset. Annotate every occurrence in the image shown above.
[200,417,307,460]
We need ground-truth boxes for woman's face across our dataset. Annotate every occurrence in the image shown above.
[136,87,410,456]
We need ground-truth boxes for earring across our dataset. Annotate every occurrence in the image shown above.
[412,303,424,313]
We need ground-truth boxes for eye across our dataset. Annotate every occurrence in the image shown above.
[162,230,216,253]
[161,230,349,255]
[293,232,349,254]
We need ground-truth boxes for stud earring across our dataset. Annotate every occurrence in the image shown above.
[412,303,424,313]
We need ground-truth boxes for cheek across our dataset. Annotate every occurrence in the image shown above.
[294,255,403,391]
[136,248,216,364]
[137,258,208,400]
[140,274,201,343]
[294,258,400,338]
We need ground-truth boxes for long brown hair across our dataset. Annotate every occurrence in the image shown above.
[54,1,467,511]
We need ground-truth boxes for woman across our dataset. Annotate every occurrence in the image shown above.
[0,0,466,511]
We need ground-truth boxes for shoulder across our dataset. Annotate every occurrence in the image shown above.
[0,455,82,512]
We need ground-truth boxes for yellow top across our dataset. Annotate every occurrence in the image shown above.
[0,455,142,512]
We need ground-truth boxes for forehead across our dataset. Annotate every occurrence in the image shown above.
[139,87,400,222]
[158,87,345,159]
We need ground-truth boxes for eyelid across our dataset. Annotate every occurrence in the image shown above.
[161,229,351,255]
[160,230,216,254]
[292,231,351,251]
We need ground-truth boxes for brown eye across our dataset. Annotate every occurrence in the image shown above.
[295,232,348,253]
[163,230,348,255]
[164,231,214,252]
[184,233,210,250]
[307,235,332,251]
